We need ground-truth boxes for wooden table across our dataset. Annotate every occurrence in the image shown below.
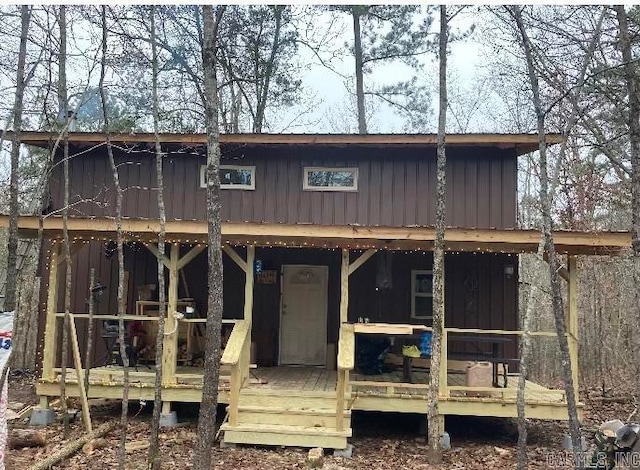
[402,334,516,387]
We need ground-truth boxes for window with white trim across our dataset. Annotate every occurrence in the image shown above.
[200,165,256,190]
[411,270,433,320]
[303,167,358,191]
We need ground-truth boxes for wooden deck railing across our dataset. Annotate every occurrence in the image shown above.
[349,323,574,402]
[220,320,251,426]
[336,323,355,431]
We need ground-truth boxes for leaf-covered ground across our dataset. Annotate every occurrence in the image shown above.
[5,374,636,469]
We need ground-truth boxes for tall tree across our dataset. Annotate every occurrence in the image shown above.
[613,4,640,421]
[148,6,167,469]
[427,5,447,464]
[99,6,129,468]
[192,5,225,469]
[218,5,300,132]
[58,3,73,437]
[614,5,640,252]
[5,6,32,314]
[510,6,584,466]
[100,5,301,133]
[335,6,435,133]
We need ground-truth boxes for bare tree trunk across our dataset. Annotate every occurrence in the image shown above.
[516,240,544,470]
[614,4,640,421]
[148,6,167,470]
[352,10,367,134]
[614,5,640,254]
[515,11,604,468]
[58,4,73,437]
[193,6,225,470]
[511,6,583,466]
[99,7,129,469]
[5,6,32,314]
[427,5,447,465]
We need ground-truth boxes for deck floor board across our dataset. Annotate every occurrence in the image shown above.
[53,364,567,406]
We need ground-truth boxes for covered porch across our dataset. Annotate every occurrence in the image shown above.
[2,215,630,448]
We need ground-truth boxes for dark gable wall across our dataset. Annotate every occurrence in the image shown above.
[49,144,517,229]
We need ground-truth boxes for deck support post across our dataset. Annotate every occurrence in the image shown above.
[42,243,61,383]
[567,255,579,401]
[162,243,180,387]
[336,370,345,432]
[439,329,448,398]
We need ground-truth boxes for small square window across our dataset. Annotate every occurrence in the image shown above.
[411,270,433,320]
[200,165,255,190]
[303,167,358,191]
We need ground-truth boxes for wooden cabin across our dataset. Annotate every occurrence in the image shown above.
[4,132,631,451]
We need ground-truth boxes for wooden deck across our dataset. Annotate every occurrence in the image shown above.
[38,365,578,421]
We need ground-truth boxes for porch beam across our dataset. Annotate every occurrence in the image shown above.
[42,244,61,382]
[348,249,377,276]
[567,255,579,401]
[4,215,631,255]
[176,245,206,271]
[162,243,180,386]
[222,245,248,273]
[144,243,170,269]
[340,249,349,323]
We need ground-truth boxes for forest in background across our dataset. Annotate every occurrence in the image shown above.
[0,5,639,467]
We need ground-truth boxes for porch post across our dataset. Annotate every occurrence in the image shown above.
[42,242,60,383]
[162,243,179,386]
[340,249,350,396]
[244,245,254,383]
[244,245,255,323]
[567,255,579,401]
[340,249,349,324]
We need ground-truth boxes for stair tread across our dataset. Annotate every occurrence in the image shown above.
[237,405,351,415]
[240,389,336,398]
[221,423,352,437]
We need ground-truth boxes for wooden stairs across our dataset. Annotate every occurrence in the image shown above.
[221,388,352,449]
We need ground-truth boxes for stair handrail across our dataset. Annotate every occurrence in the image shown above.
[336,323,355,432]
[221,319,251,426]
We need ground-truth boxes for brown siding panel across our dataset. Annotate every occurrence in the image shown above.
[50,145,518,229]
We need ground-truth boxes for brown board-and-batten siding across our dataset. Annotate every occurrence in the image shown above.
[48,144,517,229]
[38,245,517,369]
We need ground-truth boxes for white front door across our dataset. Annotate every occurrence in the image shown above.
[279,265,328,366]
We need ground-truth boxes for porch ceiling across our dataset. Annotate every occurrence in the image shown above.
[0,215,630,255]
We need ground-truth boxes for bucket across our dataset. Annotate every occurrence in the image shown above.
[465,361,492,397]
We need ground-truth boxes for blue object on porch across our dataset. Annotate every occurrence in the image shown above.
[255,259,263,274]
[420,331,432,357]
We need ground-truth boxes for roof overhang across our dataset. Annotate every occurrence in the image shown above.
[0,215,629,255]
[6,131,564,156]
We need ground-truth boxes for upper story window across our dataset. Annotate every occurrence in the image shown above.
[411,270,433,320]
[200,165,256,190]
[303,167,358,192]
